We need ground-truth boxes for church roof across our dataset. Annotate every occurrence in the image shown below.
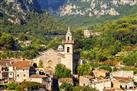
[57,53,65,58]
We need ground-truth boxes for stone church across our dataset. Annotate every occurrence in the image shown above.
[33,28,74,74]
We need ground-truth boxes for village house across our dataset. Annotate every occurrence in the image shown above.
[112,71,134,78]
[91,78,112,91]
[79,75,93,87]
[112,79,122,89]
[0,60,15,83]
[58,78,73,86]
[83,29,101,38]
[119,0,136,5]
[0,61,9,83]
[79,75,112,91]
[133,74,137,82]
[30,74,52,90]
[113,77,134,90]
[13,60,32,82]
[93,69,109,78]
[0,58,52,90]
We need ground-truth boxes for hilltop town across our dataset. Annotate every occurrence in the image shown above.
[0,28,137,91]
[1,0,137,91]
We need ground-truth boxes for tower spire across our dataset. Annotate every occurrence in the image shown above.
[67,26,71,36]
[68,27,70,33]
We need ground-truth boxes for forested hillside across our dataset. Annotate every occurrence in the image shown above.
[74,13,137,73]
[0,12,66,59]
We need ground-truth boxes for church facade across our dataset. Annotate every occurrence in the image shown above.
[33,28,74,74]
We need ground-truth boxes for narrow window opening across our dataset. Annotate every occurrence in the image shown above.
[67,47,70,53]
[68,37,69,41]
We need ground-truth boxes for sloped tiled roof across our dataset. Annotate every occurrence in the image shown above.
[13,60,32,70]
[114,77,132,83]
[0,60,12,66]
[30,74,47,78]
[59,78,73,84]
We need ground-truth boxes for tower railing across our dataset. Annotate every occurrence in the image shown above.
[62,40,74,44]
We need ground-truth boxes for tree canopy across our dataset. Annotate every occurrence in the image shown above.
[55,64,71,78]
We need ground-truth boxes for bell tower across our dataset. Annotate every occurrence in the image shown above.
[63,27,74,74]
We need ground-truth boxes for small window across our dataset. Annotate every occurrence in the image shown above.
[67,47,70,53]
[24,74,26,77]
[17,74,19,77]
[68,37,70,40]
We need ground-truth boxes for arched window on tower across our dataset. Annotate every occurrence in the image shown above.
[68,37,69,41]
[67,47,70,53]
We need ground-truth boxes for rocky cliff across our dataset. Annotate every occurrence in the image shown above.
[60,0,137,16]
[1,0,137,24]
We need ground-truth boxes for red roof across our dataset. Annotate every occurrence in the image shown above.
[30,74,47,78]
[13,60,32,69]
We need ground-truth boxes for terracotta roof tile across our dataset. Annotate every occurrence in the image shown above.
[0,60,11,66]
[57,53,65,57]
[59,78,73,84]
[30,74,47,78]
[114,77,132,83]
[13,60,32,69]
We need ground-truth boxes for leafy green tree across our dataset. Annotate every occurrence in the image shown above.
[82,86,98,91]
[60,83,73,91]
[18,33,28,41]
[123,51,137,66]
[77,62,92,76]
[99,65,112,72]
[109,41,122,55]
[15,85,23,91]
[22,50,39,59]
[47,38,62,49]
[0,32,15,50]
[73,86,98,91]
[7,82,18,90]
[96,49,112,62]
[55,64,71,78]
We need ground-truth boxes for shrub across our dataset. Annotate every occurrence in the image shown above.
[7,82,18,90]
[55,64,71,78]
[60,83,73,91]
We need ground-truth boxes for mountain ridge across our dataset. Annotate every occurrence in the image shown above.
[1,0,137,25]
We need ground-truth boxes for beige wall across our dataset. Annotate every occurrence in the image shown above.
[93,70,107,78]
[15,69,29,82]
[8,66,14,79]
[79,76,91,86]
[92,81,111,91]
[113,80,121,89]
[112,71,134,78]
[35,49,62,73]
[0,66,2,79]
[29,78,43,83]
[79,76,112,91]
[64,44,73,73]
